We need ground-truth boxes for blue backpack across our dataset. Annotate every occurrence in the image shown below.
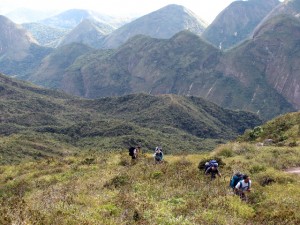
[204,160,218,172]
[230,173,243,188]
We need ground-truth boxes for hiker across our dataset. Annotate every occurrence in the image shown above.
[230,171,243,190]
[234,174,251,201]
[128,146,138,160]
[205,160,221,180]
[154,146,164,164]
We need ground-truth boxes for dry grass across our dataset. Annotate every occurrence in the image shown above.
[0,144,300,224]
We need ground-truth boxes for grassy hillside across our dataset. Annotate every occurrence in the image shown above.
[0,132,299,224]
[1,77,300,224]
[0,73,261,164]
[240,111,300,146]
[76,94,261,139]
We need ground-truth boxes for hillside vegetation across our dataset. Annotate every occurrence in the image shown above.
[29,30,295,121]
[1,7,298,121]
[0,73,261,164]
[241,111,300,147]
[1,111,300,224]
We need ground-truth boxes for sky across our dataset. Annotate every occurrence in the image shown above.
[0,0,240,23]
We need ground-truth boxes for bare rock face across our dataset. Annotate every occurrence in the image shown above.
[227,0,300,110]
[256,0,300,26]
[0,15,38,60]
[219,14,300,110]
[257,16,300,110]
[202,0,280,50]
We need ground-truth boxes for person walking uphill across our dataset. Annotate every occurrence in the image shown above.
[205,165,221,180]
[230,171,243,190]
[154,146,164,164]
[205,160,221,180]
[234,174,251,201]
[128,146,138,160]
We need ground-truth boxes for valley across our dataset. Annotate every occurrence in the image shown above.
[0,0,300,224]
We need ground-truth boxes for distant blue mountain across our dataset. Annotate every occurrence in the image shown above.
[39,9,131,29]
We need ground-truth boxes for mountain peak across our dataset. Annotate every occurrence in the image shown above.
[57,19,115,48]
[101,4,207,49]
[202,0,279,49]
[154,4,207,26]
[0,15,38,60]
[39,9,120,29]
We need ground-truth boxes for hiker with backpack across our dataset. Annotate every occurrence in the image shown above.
[128,146,138,160]
[230,171,244,190]
[153,146,164,164]
[234,174,251,201]
[205,160,221,180]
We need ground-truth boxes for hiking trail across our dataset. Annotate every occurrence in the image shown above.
[285,167,300,174]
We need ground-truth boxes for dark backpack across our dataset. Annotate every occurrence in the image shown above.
[205,159,218,172]
[155,152,163,161]
[128,147,135,156]
[230,173,243,188]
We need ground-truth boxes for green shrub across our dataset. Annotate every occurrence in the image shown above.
[104,174,130,189]
[173,158,193,168]
[255,169,295,186]
[81,157,96,165]
[99,204,120,216]
[255,184,300,224]
[249,164,266,174]
[288,141,298,147]
[227,196,255,219]
[119,158,131,166]
[151,171,163,179]
[248,126,263,140]
[216,147,234,158]
[232,143,255,155]
[197,157,225,171]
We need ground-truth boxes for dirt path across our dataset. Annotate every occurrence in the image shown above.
[285,167,300,174]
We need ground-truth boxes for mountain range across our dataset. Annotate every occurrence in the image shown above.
[0,15,52,78]
[38,9,127,30]
[22,23,69,47]
[1,2,300,223]
[0,0,299,122]
[99,4,207,49]
[24,5,208,49]
[27,29,295,121]
[57,19,115,48]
